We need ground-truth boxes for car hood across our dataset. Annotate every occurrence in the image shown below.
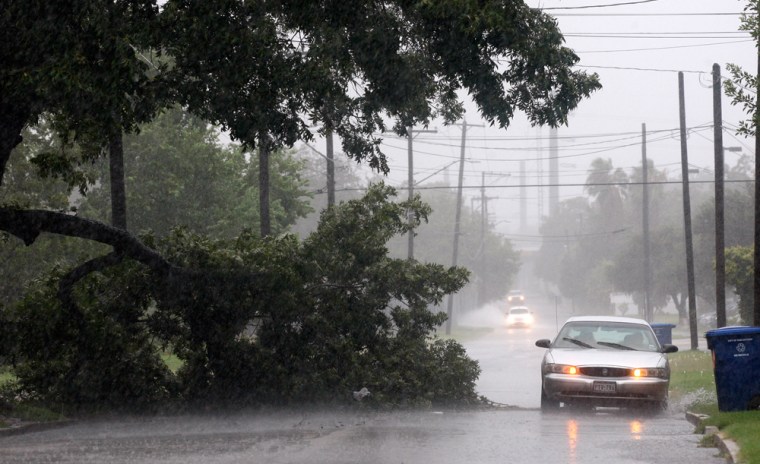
[547,348,667,368]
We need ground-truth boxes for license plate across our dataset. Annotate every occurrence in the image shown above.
[593,381,616,393]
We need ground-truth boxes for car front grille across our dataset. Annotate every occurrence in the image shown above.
[579,367,630,377]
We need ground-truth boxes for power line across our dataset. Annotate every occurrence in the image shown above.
[539,0,658,10]
[503,228,630,239]
[380,127,713,163]
[576,39,755,54]
[569,31,749,35]
[579,65,708,73]
[385,124,713,142]
[553,12,748,17]
[318,178,755,195]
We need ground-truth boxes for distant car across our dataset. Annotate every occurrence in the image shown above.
[698,313,717,329]
[535,316,678,412]
[506,306,534,328]
[506,290,525,305]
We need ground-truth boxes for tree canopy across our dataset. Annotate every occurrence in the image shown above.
[1,0,600,183]
[1,1,600,409]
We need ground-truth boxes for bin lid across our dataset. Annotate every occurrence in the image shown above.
[705,326,760,339]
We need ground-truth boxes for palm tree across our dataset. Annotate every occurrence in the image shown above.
[585,158,629,218]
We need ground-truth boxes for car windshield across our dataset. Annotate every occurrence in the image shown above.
[510,308,529,315]
[553,321,659,352]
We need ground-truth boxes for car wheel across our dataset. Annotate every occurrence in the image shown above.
[658,399,669,412]
[540,387,560,412]
[640,399,667,415]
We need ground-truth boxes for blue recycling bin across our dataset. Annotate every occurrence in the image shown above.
[651,323,676,345]
[705,326,760,412]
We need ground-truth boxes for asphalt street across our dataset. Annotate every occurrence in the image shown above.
[0,298,726,464]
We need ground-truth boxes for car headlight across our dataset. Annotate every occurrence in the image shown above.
[544,363,579,375]
[631,368,667,379]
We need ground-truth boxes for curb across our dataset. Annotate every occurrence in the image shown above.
[685,411,742,463]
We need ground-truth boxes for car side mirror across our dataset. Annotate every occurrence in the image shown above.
[535,339,551,348]
[661,344,678,353]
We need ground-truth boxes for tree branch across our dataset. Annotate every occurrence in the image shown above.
[0,207,175,273]
[57,251,125,333]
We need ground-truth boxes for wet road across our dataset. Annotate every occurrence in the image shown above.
[0,408,724,463]
[0,298,724,463]
[458,302,555,408]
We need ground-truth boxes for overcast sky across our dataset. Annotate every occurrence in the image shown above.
[304,0,757,241]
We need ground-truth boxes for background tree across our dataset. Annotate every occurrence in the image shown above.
[290,145,380,237]
[535,156,717,318]
[1,0,600,409]
[585,158,629,218]
[0,122,105,307]
[385,183,521,307]
[723,0,759,325]
[2,0,600,299]
[608,227,687,321]
[535,158,635,313]
[78,107,312,239]
[534,197,591,299]
[725,245,754,325]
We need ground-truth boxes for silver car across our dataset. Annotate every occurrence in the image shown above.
[535,316,678,412]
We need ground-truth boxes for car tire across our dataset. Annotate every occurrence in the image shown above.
[658,398,669,412]
[640,399,667,415]
[540,387,560,412]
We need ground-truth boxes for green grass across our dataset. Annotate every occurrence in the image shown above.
[669,350,760,464]
[13,404,64,422]
[716,412,760,464]
[668,350,716,409]
[0,352,182,429]
[0,369,15,387]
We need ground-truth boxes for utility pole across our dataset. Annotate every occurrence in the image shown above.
[536,127,544,221]
[109,133,127,230]
[259,133,271,237]
[679,72,698,350]
[407,126,437,259]
[549,127,559,216]
[641,123,652,322]
[754,45,760,327]
[476,172,505,306]
[713,63,727,328]
[326,129,335,208]
[479,171,487,307]
[520,160,527,233]
[446,119,483,335]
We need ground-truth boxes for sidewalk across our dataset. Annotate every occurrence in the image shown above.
[672,336,709,351]
[686,412,741,464]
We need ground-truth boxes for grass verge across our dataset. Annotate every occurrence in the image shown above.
[0,353,183,429]
[669,350,760,464]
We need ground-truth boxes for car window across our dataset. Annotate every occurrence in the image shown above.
[553,322,658,351]
[509,308,529,315]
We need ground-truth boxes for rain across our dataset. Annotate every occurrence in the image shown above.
[0,0,756,462]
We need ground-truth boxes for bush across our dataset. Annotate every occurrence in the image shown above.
[6,265,175,411]
[7,184,480,409]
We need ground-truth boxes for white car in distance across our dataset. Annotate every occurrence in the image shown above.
[506,306,534,328]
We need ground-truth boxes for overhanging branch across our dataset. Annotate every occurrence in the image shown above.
[0,207,175,273]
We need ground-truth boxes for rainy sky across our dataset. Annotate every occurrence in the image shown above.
[309,0,757,244]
